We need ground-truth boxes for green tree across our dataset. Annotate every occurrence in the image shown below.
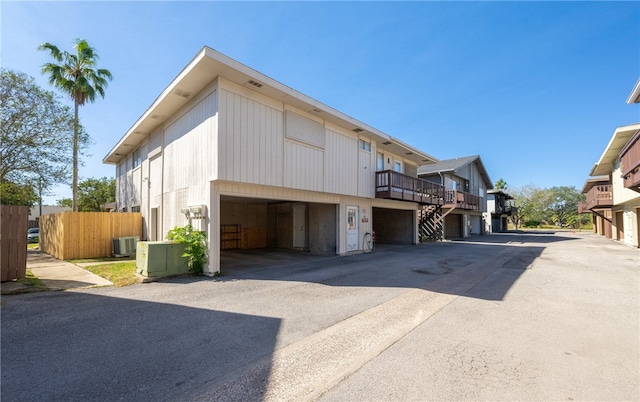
[546,186,584,228]
[0,69,80,205]
[510,185,585,229]
[39,39,112,212]
[510,184,541,228]
[0,181,38,207]
[494,178,508,191]
[57,177,115,211]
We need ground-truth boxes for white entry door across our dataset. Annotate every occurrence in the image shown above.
[292,204,306,249]
[346,206,358,252]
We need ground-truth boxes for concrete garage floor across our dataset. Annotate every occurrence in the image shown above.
[220,248,341,275]
[1,231,638,401]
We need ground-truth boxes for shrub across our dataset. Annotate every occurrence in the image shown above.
[166,224,207,274]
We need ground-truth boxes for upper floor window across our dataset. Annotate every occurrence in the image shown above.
[133,148,141,168]
[394,161,402,173]
[358,139,371,152]
[377,152,384,171]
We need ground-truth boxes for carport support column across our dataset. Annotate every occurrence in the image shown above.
[205,182,221,276]
[413,209,419,244]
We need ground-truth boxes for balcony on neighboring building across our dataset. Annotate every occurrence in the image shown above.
[583,184,613,210]
[620,129,640,193]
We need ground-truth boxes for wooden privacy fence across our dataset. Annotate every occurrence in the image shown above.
[40,212,142,260]
[1,205,29,282]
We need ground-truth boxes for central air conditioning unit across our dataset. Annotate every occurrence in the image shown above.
[112,236,140,257]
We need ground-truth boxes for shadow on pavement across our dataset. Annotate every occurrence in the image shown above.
[210,231,577,302]
[1,292,279,401]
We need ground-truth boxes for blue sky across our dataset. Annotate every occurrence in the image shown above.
[2,1,639,204]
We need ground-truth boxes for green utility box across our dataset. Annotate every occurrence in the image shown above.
[136,241,189,279]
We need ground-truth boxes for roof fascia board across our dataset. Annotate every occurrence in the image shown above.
[103,47,210,164]
[626,78,640,104]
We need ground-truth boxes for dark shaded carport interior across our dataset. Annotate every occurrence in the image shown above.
[219,196,337,272]
[372,207,414,244]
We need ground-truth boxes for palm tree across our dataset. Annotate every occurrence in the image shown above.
[39,39,112,212]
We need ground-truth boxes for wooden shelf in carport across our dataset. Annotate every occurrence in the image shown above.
[221,224,241,249]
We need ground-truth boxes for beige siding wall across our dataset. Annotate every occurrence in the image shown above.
[325,128,358,195]
[163,90,216,193]
[613,158,640,206]
[358,148,374,198]
[284,140,324,192]
[218,87,284,186]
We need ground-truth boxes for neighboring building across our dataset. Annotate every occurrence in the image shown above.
[28,205,71,228]
[582,122,640,248]
[484,190,516,233]
[104,47,457,275]
[417,155,493,239]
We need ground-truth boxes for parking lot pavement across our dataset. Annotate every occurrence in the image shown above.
[1,231,638,401]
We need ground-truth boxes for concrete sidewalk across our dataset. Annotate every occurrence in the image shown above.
[1,250,113,294]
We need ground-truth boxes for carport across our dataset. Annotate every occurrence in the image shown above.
[444,214,462,238]
[372,207,415,244]
[219,196,338,271]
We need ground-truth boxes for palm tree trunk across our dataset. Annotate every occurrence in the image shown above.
[73,101,79,212]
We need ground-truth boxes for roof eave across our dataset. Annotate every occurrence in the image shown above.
[626,78,640,104]
[103,46,438,166]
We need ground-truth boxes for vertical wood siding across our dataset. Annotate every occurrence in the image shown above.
[163,91,216,193]
[284,140,324,192]
[325,129,358,196]
[219,89,284,187]
[358,148,374,198]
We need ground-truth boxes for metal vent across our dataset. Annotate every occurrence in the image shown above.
[172,89,191,98]
[247,80,263,88]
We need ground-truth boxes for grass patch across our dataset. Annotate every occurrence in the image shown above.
[27,243,39,249]
[84,262,138,287]
[21,270,48,290]
[10,270,50,294]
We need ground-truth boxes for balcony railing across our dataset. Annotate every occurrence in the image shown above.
[375,170,481,210]
[584,184,613,210]
[444,190,481,211]
[375,170,444,205]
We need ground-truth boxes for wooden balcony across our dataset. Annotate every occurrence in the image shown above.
[375,170,481,210]
[584,184,613,210]
[444,190,481,211]
[620,129,640,193]
[375,170,444,205]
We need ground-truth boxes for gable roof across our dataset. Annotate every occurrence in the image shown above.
[103,46,439,166]
[417,155,494,189]
[590,123,640,176]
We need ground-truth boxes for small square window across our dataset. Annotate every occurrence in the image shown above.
[133,148,141,168]
[358,139,371,152]
[394,161,402,173]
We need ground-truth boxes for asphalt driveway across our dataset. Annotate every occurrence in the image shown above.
[1,231,638,401]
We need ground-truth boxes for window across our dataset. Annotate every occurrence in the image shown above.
[131,206,141,212]
[347,208,357,230]
[358,139,371,152]
[133,148,141,168]
[394,161,402,173]
[377,152,384,171]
